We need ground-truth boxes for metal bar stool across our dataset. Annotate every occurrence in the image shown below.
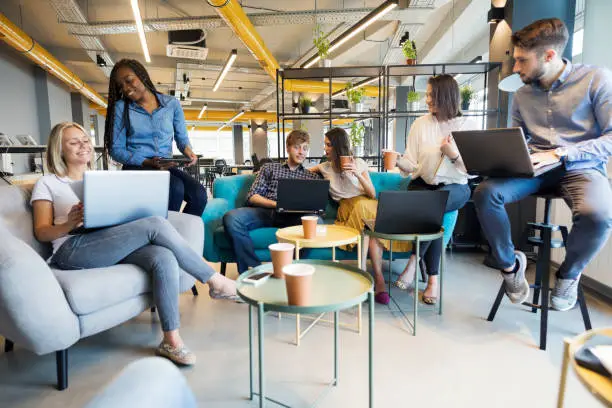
[487,193,592,350]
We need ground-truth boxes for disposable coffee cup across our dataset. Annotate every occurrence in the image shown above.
[383,151,398,171]
[268,243,295,279]
[301,216,318,239]
[340,155,353,167]
[283,264,316,306]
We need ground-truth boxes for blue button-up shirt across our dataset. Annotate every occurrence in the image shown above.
[110,93,191,166]
[512,59,612,173]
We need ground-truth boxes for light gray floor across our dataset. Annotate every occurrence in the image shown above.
[1,252,609,407]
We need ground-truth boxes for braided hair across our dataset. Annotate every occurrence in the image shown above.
[103,59,159,158]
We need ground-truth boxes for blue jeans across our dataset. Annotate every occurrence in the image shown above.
[223,207,306,273]
[409,178,472,275]
[124,166,207,216]
[51,216,215,332]
[473,167,612,279]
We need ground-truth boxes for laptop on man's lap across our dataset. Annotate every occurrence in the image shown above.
[276,179,330,215]
[451,128,562,178]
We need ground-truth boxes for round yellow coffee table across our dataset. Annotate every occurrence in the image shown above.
[275,224,362,266]
[275,224,363,345]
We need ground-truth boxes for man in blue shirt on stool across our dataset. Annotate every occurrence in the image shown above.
[474,18,612,311]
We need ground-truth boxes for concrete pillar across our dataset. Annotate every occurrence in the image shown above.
[250,120,268,160]
[95,113,106,146]
[233,124,244,164]
[71,92,91,133]
[34,68,73,145]
[34,67,52,144]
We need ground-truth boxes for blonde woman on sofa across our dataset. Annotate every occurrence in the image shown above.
[31,122,239,366]
[309,127,410,305]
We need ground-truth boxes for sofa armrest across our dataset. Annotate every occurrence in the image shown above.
[201,198,229,262]
[441,210,459,247]
[85,357,197,408]
[167,211,204,255]
[0,230,80,355]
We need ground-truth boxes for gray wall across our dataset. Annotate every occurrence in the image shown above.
[582,0,612,69]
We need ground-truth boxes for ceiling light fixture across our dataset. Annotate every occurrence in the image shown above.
[197,103,208,119]
[213,49,237,92]
[332,75,382,98]
[130,0,151,63]
[302,0,398,68]
[217,110,245,132]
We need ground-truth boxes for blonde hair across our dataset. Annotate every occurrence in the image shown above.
[46,122,95,176]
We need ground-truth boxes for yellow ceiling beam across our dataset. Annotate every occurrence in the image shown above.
[0,12,107,108]
[207,0,379,97]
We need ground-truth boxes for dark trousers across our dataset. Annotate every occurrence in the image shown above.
[223,207,306,273]
[408,178,471,275]
[124,166,207,216]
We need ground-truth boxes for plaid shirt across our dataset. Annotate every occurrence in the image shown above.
[247,162,321,202]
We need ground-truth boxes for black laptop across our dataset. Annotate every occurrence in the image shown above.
[451,127,563,178]
[366,191,449,234]
[276,179,330,215]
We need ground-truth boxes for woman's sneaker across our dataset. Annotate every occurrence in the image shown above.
[156,342,196,366]
[551,278,579,311]
[501,251,530,304]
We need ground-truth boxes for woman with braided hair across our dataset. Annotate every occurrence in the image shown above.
[104,59,207,216]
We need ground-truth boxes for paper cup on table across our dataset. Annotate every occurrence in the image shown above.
[268,243,295,279]
[340,155,353,167]
[283,264,316,306]
[301,215,318,239]
[383,151,398,171]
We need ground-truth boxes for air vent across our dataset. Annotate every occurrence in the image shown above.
[167,29,208,61]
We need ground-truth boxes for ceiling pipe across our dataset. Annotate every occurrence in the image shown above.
[94,108,277,122]
[206,0,379,96]
[0,12,107,108]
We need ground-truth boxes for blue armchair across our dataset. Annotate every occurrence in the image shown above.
[201,172,459,274]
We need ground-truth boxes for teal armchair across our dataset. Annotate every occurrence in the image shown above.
[201,172,459,274]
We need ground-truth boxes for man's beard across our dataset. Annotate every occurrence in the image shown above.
[521,64,546,85]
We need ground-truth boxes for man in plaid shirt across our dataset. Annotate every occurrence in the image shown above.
[223,130,322,273]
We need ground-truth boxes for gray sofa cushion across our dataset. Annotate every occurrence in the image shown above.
[79,295,152,339]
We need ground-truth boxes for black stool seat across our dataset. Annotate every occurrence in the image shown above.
[487,193,592,350]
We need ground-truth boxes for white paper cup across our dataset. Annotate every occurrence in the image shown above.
[282,264,316,306]
[269,243,295,279]
[301,215,318,239]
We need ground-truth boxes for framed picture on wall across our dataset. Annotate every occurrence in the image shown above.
[13,134,38,146]
[0,134,13,147]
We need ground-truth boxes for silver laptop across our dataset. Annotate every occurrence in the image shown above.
[451,127,562,178]
[83,171,170,229]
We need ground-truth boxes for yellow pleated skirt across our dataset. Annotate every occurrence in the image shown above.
[335,195,412,252]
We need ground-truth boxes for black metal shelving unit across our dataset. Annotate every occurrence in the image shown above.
[276,66,387,170]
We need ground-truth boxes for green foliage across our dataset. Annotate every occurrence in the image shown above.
[313,24,330,60]
[402,40,417,59]
[460,85,476,104]
[345,82,365,105]
[298,95,312,108]
[407,90,420,103]
[349,121,365,147]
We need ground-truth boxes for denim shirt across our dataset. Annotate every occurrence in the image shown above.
[511,59,612,173]
[110,93,191,166]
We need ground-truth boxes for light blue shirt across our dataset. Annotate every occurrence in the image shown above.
[110,93,191,166]
[511,59,612,173]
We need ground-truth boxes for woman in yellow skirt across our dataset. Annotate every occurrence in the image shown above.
[309,128,409,305]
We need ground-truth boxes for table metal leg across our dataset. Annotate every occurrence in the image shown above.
[413,238,420,336]
[358,303,362,335]
[258,302,265,408]
[368,291,374,408]
[249,305,254,400]
[295,243,301,346]
[557,338,571,408]
[439,241,444,316]
[334,311,339,386]
[332,245,336,261]
[357,235,362,270]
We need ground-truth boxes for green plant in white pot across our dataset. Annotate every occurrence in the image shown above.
[349,121,365,156]
[313,24,331,67]
[407,90,421,111]
[460,85,476,111]
[345,82,366,112]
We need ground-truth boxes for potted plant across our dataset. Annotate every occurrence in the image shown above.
[402,40,417,65]
[460,85,475,111]
[407,90,421,111]
[299,95,312,114]
[345,82,366,112]
[313,24,331,67]
[349,121,365,156]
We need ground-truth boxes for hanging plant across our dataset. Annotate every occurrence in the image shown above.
[349,121,365,148]
[313,24,330,61]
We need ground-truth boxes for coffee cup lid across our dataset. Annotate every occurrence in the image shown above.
[282,264,315,276]
[301,215,318,221]
[269,243,295,251]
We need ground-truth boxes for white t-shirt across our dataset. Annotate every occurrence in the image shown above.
[397,114,480,185]
[30,174,81,254]
[318,158,370,202]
